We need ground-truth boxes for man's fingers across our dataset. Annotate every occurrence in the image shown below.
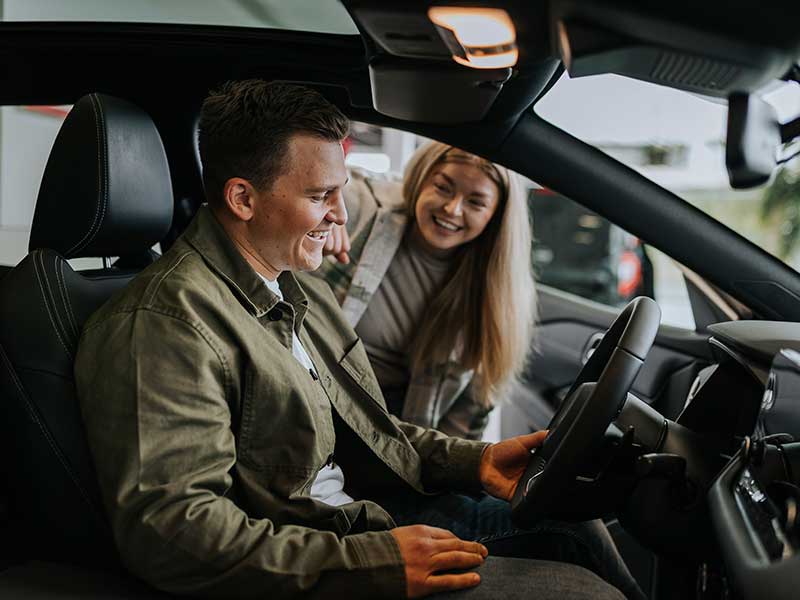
[335,251,350,264]
[432,550,485,571]
[432,538,488,557]
[425,526,459,540]
[426,572,481,594]
[517,430,548,450]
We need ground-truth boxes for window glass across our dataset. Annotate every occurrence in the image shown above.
[346,125,696,329]
[2,106,697,332]
[1,0,358,34]
[0,105,70,266]
[535,72,800,274]
[529,189,695,329]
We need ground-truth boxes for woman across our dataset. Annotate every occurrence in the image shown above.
[318,142,646,600]
[317,141,535,440]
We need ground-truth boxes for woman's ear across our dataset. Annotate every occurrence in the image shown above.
[222,177,256,222]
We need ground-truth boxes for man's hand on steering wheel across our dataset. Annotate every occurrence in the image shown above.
[479,431,548,501]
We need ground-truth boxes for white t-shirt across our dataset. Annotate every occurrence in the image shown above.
[258,273,353,506]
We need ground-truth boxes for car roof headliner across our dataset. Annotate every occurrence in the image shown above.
[0,0,797,143]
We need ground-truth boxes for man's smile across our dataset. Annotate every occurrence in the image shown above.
[306,229,331,241]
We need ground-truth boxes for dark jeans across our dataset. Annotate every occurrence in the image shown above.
[375,491,647,600]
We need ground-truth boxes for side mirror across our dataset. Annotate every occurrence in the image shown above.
[726,92,781,189]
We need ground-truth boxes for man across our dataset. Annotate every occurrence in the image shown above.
[75,80,628,599]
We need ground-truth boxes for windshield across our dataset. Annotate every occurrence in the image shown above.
[535,72,800,273]
[0,0,359,34]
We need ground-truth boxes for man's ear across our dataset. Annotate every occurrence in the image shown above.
[222,177,257,222]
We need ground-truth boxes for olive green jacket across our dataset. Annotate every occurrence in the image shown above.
[75,206,488,599]
[313,169,491,439]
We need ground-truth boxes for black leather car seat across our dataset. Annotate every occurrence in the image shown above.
[0,93,173,568]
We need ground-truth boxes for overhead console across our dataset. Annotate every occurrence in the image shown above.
[345,5,513,123]
[548,0,800,188]
[549,0,799,98]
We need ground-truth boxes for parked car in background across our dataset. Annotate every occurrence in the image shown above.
[530,188,654,307]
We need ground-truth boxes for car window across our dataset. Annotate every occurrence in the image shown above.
[529,188,695,329]
[347,123,696,329]
[0,105,69,267]
[535,72,800,275]
[1,0,358,34]
[3,106,698,331]
[0,104,129,270]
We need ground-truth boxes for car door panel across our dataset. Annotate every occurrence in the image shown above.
[523,285,714,420]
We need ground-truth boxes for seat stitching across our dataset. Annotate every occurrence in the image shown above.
[0,344,39,422]
[0,342,97,510]
[33,251,73,360]
[73,93,107,255]
[55,256,80,338]
[65,94,106,256]
[39,253,76,350]
[80,93,110,253]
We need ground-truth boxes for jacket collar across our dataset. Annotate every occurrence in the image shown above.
[182,205,308,320]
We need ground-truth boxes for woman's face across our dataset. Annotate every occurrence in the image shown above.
[413,159,501,255]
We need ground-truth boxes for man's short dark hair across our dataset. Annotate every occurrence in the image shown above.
[198,80,350,207]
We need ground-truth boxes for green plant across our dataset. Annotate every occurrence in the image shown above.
[761,158,800,258]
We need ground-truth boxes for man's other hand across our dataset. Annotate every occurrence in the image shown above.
[322,223,351,264]
[390,525,486,598]
[479,430,548,501]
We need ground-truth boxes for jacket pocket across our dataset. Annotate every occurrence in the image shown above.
[338,338,387,410]
[237,365,319,481]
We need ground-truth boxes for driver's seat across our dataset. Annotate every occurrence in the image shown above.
[0,93,173,569]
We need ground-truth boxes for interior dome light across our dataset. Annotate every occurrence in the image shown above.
[428,7,518,69]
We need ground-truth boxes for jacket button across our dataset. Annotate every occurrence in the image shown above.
[267,308,283,321]
[372,431,379,442]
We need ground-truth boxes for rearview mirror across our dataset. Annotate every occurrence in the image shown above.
[726,92,781,189]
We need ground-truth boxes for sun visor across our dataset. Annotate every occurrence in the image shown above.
[369,58,510,123]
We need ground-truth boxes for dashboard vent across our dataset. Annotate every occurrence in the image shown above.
[650,51,739,91]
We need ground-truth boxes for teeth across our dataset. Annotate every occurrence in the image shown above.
[307,230,330,240]
[433,217,460,232]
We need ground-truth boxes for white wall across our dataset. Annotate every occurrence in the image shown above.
[0,107,64,265]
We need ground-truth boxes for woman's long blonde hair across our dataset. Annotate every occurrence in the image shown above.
[403,141,537,407]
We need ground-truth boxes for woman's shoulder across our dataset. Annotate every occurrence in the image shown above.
[347,167,405,213]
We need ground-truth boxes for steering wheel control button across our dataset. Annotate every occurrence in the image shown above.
[523,454,548,497]
[525,471,542,495]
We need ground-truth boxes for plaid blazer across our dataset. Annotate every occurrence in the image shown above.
[313,169,492,440]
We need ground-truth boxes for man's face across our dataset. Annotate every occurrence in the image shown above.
[248,134,348,274]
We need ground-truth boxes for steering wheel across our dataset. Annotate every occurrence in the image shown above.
[511,296,661,526]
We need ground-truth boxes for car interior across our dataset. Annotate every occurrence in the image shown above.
[0,1,799,599]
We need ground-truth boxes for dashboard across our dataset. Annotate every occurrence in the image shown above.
[702,322,800,600]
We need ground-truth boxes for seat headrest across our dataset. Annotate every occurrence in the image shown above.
[29,93,174,259]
